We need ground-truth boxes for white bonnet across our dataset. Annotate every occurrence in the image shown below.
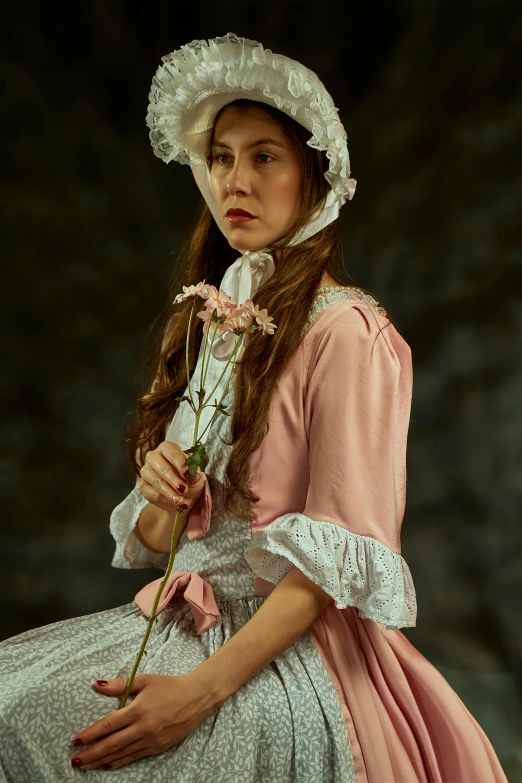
[146,32,357,245]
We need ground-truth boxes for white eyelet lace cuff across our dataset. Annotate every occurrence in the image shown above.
[244,514,417,630]
[109,482,169,571]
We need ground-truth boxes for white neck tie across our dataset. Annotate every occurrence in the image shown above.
[210,249,275,361]
[165,248,275,449]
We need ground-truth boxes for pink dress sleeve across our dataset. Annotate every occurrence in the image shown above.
[244,303,417,630]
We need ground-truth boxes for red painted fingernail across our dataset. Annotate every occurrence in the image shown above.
[182,503,188,510]
[72,738,83,746]
[177,484,187,493]
[97,680,108,686]
[102,762,112,770]
[71,757,82,767]
[184,469,190,479]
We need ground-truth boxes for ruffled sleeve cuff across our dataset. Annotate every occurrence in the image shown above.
[244,513,417,630]
[109,481,170,571]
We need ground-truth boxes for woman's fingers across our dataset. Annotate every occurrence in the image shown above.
[72,712,137,770]
[138,478,186,511]
[142,458,187,499]
[94,744,152,771]
[158,446,192,488]
[138,471,183,508]
[87,746,151,769]
[138,441,204,511]
[137,467,186,511]
[160,442,204,486]
[79,738,148,771]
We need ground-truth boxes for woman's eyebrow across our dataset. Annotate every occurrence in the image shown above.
[212,137,286,150]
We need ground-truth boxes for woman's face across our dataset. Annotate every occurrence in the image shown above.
[209,105,303,252]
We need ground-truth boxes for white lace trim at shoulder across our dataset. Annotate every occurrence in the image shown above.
[244,513,417,630]
[303,286,388,335]
[109,481,169,571]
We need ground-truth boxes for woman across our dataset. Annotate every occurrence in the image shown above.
[0,34,508,782]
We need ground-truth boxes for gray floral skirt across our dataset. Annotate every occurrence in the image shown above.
[0,597,354,782]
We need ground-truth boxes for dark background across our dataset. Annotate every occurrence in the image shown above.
[2,1,521,777]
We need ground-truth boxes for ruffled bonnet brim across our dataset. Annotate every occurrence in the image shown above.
[145,32,357,208]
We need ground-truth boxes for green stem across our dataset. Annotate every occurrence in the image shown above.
[202,332,244,410]
[200,318,221,395]
[117,319,245,708]
[199,311,212,395]
[185,301,197,411]
[193,404,203,446]
[118,506,184,710]
[198,335,245,442]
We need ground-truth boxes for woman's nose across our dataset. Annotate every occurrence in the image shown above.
[226,162,250,195]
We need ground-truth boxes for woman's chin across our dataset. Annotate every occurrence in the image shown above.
[227,235,272,253]
[229,243,270,254]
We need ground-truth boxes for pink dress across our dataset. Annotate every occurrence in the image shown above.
[0,289,508,782]
[106,286,509,782]
[237,292,508,782]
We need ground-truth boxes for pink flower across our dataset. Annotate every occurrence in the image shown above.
[173,280,211,304]
[204,287,236,317]
[244,300,277,335]
[196,309,214,334]
[220,304,254,335]
[191,293,277,338]
[241,299,256,316]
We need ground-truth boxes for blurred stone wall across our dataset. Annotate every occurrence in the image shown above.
[2,1,521,777]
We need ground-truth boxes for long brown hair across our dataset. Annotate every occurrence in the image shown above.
[127,98,394,522]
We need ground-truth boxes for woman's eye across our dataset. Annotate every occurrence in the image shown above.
[212,153,274,164]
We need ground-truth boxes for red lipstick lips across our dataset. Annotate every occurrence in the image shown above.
[227,208,255,217]
[226,208,256,224]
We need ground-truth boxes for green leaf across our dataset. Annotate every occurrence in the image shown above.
[184,442,209,474]
[211,400,230,417]
[175,395,195,412]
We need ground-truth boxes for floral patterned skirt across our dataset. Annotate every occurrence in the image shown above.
[0,597,354,783]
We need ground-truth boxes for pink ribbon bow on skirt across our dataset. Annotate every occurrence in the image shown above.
[134,477,219,635]
[134,570,221,635]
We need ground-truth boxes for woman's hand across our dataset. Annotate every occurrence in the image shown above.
[71,672,221,771]
[138,441,206,514]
